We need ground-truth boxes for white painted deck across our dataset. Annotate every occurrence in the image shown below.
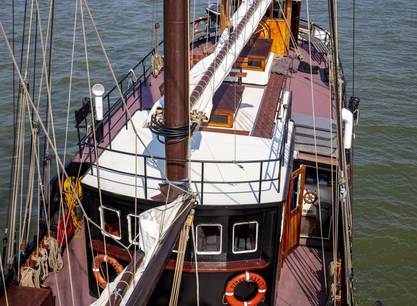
[234,86,265,132]
[82,98,292,205]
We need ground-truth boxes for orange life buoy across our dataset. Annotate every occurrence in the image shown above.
[92,254,124,289]
[225,271,267,306]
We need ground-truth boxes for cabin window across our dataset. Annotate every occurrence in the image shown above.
[248,59,262,68]
[127,214,141,245]
[99,206,122,240]
[196,224,222,255]
[209,113,231,127]
[232,221,258,254]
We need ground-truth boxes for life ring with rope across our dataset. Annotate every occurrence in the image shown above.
[92,254,123,289]
[225,271,267,306]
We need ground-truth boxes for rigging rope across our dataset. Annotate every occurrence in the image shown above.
[191,221,200,306]
[305,0,328,290]
[168,210,194,306]
[79,0,112,301]
[82,0,191,196]
[352,0,356,97]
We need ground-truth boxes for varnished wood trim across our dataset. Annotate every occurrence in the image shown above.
[297,152,338,166]
[91,239,132,262]
[199,126,250,136]
[229,71,248,78]
[208,111,234,128]
[165,258,270,273]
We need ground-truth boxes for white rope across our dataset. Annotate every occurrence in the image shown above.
[82,0,191,196]
[191,221,200,306]
[23,0,35,79]
[46,237,63,272]
[79,1,113,302]
[20,266,40,288]
[306,0,327,290]
[328,50,339,305]
[0,6,104,304]
[33,1,76,304]
[0,19,131,252]
[168,211,194,306]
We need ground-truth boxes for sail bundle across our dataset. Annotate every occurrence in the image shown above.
[189,0,272,122]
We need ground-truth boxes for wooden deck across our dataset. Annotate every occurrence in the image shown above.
[276,245,330,306]
[251,73,285,138]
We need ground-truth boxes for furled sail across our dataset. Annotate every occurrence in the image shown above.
[144,0,271,127]
[189,0,272,122]
[90,194,194,306]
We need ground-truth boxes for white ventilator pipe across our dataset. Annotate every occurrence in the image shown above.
[92,84,105,121]
[342,108,353,149]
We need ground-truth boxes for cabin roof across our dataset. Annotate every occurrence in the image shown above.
[239,38,273,59]
[212,83,244,113]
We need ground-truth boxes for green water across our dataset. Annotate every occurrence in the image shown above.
[0,0,416,305]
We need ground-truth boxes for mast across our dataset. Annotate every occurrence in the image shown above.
[164,0,189,182]
[221,0,230,32]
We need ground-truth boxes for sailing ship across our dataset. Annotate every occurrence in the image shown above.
[0,0,360,305]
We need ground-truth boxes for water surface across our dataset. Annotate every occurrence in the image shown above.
[0,0,416,304]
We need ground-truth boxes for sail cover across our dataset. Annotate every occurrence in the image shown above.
[144,0,271,127]
[189,0,272,120]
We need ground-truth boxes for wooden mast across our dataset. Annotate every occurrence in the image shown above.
[221,0,230,32]
[164,0,189,183]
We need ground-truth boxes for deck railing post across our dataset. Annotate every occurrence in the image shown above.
[77,127,82,157]
[278,149,283,193]
[144,156,148,200]
[200,162,204,205]
[89,143,93,175]
[258,161,263,203]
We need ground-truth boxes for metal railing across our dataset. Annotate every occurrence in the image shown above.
[75,21,292,205]
[75,40,164,153]
[75,23,220,152]
[82,93,292,205]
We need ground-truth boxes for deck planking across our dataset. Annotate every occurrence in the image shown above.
[251,73,285,138]
[276,245,330,306]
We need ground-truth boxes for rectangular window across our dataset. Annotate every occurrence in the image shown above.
[127,214,141,245]
[233,221,258,254]
[99,206,122,240]
[248,60,262,68]
[196,224,222,255]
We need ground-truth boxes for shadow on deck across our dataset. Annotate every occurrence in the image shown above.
[276,245,330,306]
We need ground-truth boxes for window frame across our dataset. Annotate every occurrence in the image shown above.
[127,213,141,245]
[195,224,223,255]
[99,206,122,241]
[232,221,259,254]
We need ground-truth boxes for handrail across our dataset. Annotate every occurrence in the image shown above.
[86,144,282,164]
[75,24,220,150]
[76,20,291,204]
[82,97,292,204]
